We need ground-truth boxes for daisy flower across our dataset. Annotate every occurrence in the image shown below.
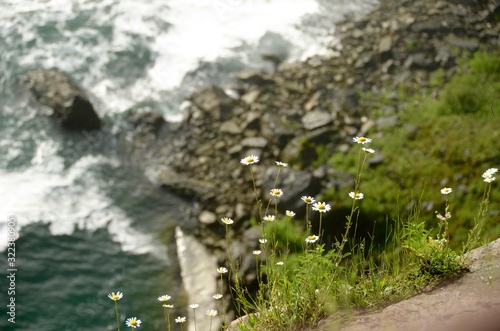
[206,310,218,317]
[276,161,288,167]
[484,177,496,183]
[221,217,234,225]
[436,213,446,221]
[270,188,283,197]
[353,136,372,144]
[108,292,123,301]
[252,250,262,255]
[259,238,268,244]
[175,317,186,323]
[126,317,142,328]
[163,304,174,308]
[240,155,259,165]
[482,168,498,178]
[216,267,228,274]
[286,210,296,217]
[362,147,375,153]
[213,293,223,300]
[189,304,199,309]
[305,235,319,243]
[349,192,364,200]
[263,215,275,222]
[301,196,316,204]
[276,261,284,266]
[312,202,331,213]
[158,295,171,302]
[440,187,452,195]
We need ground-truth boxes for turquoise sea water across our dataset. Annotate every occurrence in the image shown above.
[0,0,376,329]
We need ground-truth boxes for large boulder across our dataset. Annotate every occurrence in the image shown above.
[23,69,101,131]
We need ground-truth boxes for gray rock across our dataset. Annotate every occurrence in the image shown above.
[128,109,165,136]
[175,227,220,331]
[445,35,480,52]
[190,85,235,121]
[241,137,268,149]
[378,35,393,61]
[199,210,217,224]
[220,120,242,134]
[301,110,333,130]
[241,89,261,104]
[260,112,296,148]
[23,69,101,131]
[376,115,399,129]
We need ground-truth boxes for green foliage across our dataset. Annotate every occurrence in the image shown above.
[323,50,500,248]
[439,51,500,116]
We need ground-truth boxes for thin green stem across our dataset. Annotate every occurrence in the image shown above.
[318,213,323,239]
[192,309,198,331]
[249,165,262,220]
[114,301,120,331]
[166,308,171,331]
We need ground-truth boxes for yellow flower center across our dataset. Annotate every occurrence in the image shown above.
[358,137,367,142]
[318,204,325,210]
[112,295,119,300]
[130,320,137,326]
[247,157,254,163]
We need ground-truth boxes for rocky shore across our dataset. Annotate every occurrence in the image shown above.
[22,0,500,326]
[122,0,500,254]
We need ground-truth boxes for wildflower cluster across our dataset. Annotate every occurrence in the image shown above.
[482,168,498,183]
[107,290,221,331]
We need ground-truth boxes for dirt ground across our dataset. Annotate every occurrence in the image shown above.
[317,239,500,331]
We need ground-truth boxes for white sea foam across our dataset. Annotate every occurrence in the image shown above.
[0,142,168,262]
[0,0,375,118]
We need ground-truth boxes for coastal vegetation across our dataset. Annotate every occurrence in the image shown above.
[106,50,498,331]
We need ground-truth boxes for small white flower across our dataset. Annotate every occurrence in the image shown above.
[206,310,218,317]
[445,212,451,219]
[217,267,228,274]
[108,292,123,301]
[263,215,275,222]
[253,250,262,255]
[482,168,498,178]
[349,192,364,200]
[189,304,199,309]
[305,235,319,243]
[259,238,268,244]
[276,261,284,266]
[312,202,331,213]
[353,136,372,144]
[270,188,284,197]
[175,316,186,323]
[221,217,234,225]
[213,293,223,300]
[484,177,496,183]
[440,187,452,195]
[285,210,296,217]
[301,196,316,204]
[163,304,174,309]
[126,317,142,328]
[241,155,259,165]
[362,147,375,154]
[436,213,446,221]
[158,295,171,302]
[276,161,288,167]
